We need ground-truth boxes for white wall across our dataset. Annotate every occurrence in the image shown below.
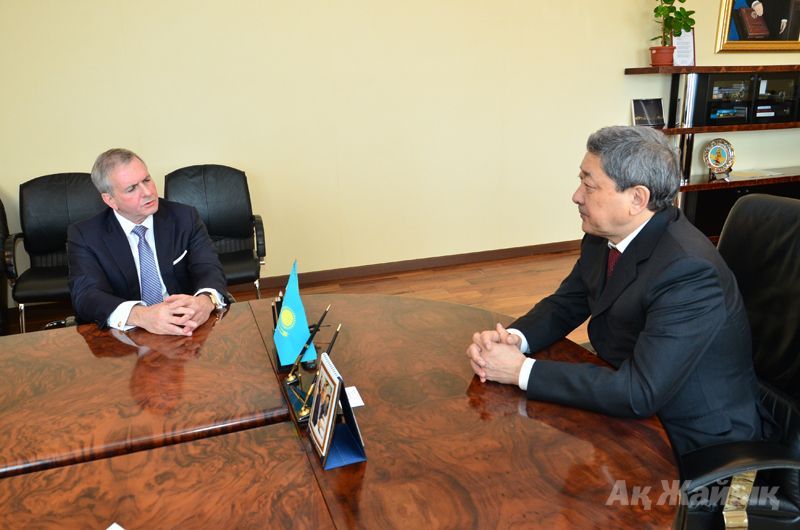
[1,1,799,280]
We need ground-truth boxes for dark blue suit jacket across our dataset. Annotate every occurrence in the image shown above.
[511,207,766,455]
[68,199,227,327]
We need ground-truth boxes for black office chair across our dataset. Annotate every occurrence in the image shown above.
[0,197,9,335]
[4,173,106,332]
[677,194,800,529]
[164,164,265,299]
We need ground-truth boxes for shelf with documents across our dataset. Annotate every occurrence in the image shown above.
[626,65,800,237]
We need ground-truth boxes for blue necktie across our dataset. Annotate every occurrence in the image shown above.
[132,225,163,306]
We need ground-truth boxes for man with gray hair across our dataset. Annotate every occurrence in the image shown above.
[466,126,770,455]
[68,148,227,335]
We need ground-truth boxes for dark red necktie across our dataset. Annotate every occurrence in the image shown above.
[607,247,622,280]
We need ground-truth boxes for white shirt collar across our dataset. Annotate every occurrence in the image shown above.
[608,216,652,253]
[112,210,154,234]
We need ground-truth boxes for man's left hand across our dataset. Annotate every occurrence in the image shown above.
[169,293,215,331]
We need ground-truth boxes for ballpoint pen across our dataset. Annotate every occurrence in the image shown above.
[285,304,331,384]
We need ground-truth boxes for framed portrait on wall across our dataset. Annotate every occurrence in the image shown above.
[716,0,800,51]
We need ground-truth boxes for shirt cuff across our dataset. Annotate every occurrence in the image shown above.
[518,357,535,391]
[195,288,226,309]
[507,328,530,354]
[107,301,143,331]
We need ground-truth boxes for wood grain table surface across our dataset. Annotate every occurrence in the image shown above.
[0,422,332,529]
[0,302,288,479]
[252,294,680,529]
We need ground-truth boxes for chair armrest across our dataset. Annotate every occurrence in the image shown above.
[680,441,800,491]
[4,233,23,282]
[252,214,266,261]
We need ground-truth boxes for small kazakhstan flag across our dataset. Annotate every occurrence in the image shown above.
[274,261,317,366]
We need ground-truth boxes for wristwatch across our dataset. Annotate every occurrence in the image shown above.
[199,290,223,309]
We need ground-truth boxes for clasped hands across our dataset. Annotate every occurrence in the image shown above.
[128,293,216,336]
[466,323,527,386]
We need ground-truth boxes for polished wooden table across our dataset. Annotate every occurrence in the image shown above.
[0,294,679,528]
[0,302,288,479]
[252,294,679,528]
[0,422,332,529]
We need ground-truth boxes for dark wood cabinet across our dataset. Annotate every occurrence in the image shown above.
[681,171,800,238]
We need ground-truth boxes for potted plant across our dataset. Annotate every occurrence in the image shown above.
[650,0,695,66]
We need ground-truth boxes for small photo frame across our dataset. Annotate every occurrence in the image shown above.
[309,356,339,458]
[308,352,366,470]
[631,98,665,128]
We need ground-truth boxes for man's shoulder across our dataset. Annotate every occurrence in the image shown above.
[662,210,719,258]
[653,211,735,286]
[70,207,113,235]
[157,198,194,213]
[154,199,198,223]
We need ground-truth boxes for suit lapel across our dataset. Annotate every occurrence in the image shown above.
[102,210,140,299]
[592,207,677,317]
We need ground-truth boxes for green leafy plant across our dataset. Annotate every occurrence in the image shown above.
[652,0,695,47]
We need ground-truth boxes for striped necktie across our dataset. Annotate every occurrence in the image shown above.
[132,225,163,306]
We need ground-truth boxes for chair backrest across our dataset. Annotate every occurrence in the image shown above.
[717,194,800,449]
[0,198,7,332]
[19,173,106,267]
[164,164,255,248]
[1,196,8,282]
[0,196,8,256]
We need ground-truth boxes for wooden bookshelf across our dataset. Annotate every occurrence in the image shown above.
[626,66,800,236]
[625,65,800,75]
[680,167,800,192]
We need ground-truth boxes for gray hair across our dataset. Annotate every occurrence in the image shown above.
[90,148,144,194]
[586,126,680,211]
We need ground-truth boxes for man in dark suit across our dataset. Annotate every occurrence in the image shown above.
[68,148,227,336]
[466,126,768,455]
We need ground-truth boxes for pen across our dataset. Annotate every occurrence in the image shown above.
[285,305,331,383]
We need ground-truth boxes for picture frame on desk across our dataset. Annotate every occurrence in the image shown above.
[716,0,800,52]
[308,352,366,470]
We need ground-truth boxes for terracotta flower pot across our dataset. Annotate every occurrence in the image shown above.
[650,46,676,67]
